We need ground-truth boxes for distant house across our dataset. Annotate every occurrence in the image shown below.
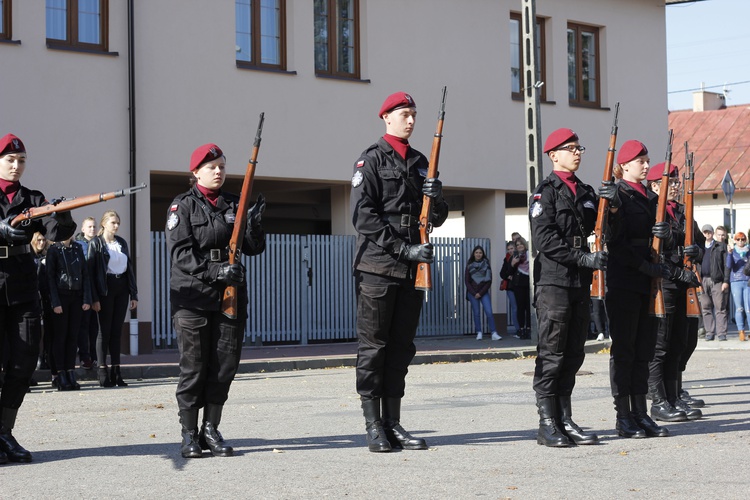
[670,90,750,235]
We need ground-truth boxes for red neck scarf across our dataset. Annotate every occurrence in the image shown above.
[0,179,20,203]
[553,170,577,196]
[383,134,410,160]
[196,184,220,207]
[624,180,648,198]
[667,200,677,219]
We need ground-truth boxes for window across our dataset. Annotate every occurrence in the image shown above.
[1,0,11,40]
[235,0,287,70]
[314,0,360,79]
[510,13,546,101]
[46,0,109,52]
[567,23,600,107]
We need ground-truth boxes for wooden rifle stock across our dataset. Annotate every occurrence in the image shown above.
[683,145,702,317]
[591,102,619,299]
[10,183,147,227]
[414,87,447,292]
[221,112,264,319]
[648,130,673,318]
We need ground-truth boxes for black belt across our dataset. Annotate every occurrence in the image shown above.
[0,244,31,259]
[565,236,584,249]
[204,248,229,262]
[386,214,419,228]
[107,272,125,279]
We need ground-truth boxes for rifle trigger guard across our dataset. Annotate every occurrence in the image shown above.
[426,222,434,234]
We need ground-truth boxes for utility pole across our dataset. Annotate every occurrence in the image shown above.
[522,0,543,341]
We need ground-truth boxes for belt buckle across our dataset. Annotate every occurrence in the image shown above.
[210,249,221,262]
[573,236,582,248]
[0,246,7,259]
[400,214,411,227]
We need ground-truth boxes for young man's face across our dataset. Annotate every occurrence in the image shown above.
[383,107,417,140]
[548,142,583,173]
[715,229,727,242]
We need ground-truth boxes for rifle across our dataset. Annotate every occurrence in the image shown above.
[648,130,673,318]
[10,183,147,227]
[414,87,447,292]
[683,143,702,317]
[221,112,264,319]
[591,102,620,299]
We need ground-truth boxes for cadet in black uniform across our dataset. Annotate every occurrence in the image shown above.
[0,134,76,463]
[530,128,617,447]
[351,92,449,453]
[645,163,702,423]
[166,143,265,458]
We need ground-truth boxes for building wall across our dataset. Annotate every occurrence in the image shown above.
[0,0,669,339]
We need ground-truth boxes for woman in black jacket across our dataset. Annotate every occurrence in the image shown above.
[46,235,92,391]
[465,245,500,340]
[88,211,138,388]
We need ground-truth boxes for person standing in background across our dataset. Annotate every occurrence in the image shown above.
[726,232,749,341]
[698,225,729,341]
[465,245,501,341]
[75,216,98,369]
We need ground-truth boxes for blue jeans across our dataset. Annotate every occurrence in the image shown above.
[730,280,750,330]
[506,290,520,332]
[467,292,497,333]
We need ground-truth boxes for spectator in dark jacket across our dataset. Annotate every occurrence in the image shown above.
[465,245,500,341]
[699,225,730,341]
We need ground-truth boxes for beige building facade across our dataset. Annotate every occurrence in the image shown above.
[1,0,671,350]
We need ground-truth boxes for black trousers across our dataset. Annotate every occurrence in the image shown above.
[533,285,590,397]
[96,275,130,366]
[606,288,657,397]
[680,317,700,372]
[355,271,423,400]
[0,300,42,410]
[174,307,246,410]
[51,292,84,373]
[515,285,531,330]
[648,286,687,387]
[77,308,99,363]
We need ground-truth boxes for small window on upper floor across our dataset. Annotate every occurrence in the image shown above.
[567,22,601,107]
[46,0,109,52]
[235,0,287,70]
[314,0,360,79]
[510,12,547,101]
[1,0,11,41]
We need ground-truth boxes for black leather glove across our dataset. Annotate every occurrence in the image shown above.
[668,266,700,287]
[422,178,443,201]
[598,181,621,209]
[216,263,246,286]
[683,244,700,258]
[247,193,266,229]
[0,216,28,243]
[638,261,666,278]
[652,221,671,240]
[400,243,434,263]
[578,251,608,270]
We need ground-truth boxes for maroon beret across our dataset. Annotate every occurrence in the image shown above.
[0,134,26,156]
[617,140,648,164]
[646,162,679,182]
[378,92,416,118]
[189,143,224,172]
[543,128,579,153]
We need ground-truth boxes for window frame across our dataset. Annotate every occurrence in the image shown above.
[314,0,361,80]
[1,0,11,41]
[567,22,601,108]
[510,12,547,102]
[235,0,288,71]
[46,0,109,53]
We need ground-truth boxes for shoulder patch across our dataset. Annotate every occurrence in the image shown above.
[530,201,543,218]
[351,170,364,188]
[356,160,365,168]
[170,204,179,212]
[167,212,179,230]
[583,200,596,210]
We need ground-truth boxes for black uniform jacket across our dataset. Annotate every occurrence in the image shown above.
[662,202,706,291]
[606,181,657,294]
[46,241,93,308]
[166,185,265,311]
[88,235,139,303]
[0,185,76,305]
[529,172,598,288]
[350,137,449,279]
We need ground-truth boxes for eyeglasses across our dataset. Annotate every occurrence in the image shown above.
[555,145,586,154]
[736,238,746,242]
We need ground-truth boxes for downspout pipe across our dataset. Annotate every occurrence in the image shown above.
[127,0,139,355]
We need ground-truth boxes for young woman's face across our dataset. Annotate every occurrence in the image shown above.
[0,153,26,182]
[32,233,47,252]
[103,216,120,236]
[516,242,526,253]
[507,244,515,253]
[473,248,484,260]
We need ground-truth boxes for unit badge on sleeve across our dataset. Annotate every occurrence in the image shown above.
[351,170,364,188]
[167,212,179,230]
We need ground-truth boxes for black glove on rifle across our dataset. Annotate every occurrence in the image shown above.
[0,216,28,243]
[216,263,246,286]
[247,193,266,229]
[652,221,674,248]
[422,178,443,201]
[664,262,700,286]
[400,243,434,263]
[578,251,608,270]
[598,181,621,209]
[683,244,700,259]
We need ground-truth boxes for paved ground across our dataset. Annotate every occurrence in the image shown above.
[4,335,750,499]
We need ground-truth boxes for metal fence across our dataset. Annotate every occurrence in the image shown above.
[151,233,491,348]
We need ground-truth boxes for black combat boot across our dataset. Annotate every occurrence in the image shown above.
[361,398,391,453]
[614,396,647,438]
[678,372,705,408]
[178,409,202,459]
[67,370,81,391]
[630,394,669,437]
[536,396,571,447]
[111,366,128,387]
[98,367,114,388]
[649,382,687,422]
[382,398,428,450]
[0,408,33,462]
[199,404,233,457]
[669,379,702,420]
[56,370,72,391]
[557,395,598,445]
